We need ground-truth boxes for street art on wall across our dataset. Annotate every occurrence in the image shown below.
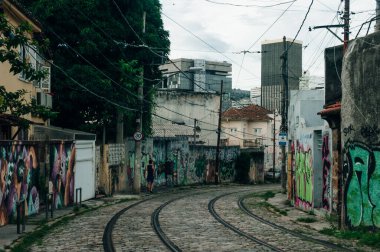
[125,139,239,189]
[0,143,40,226]
[50,143,75,209]
[150,142,238,186]
[322,135,332,211]
[293,141,313,209]
[344,142,380,228]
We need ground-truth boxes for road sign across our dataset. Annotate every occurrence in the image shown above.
[279,132,287,146]
[133,131,143,141]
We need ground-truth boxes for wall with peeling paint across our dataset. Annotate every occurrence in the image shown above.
[341,31,380,229]
[153,91,220,145]
[114,138,239,192]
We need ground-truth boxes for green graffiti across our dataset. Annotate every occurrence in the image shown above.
[220,161,234,180]
[295,150,313,204]
[195,157,206,179]
[345,143,380,228]
[371,150,380,227]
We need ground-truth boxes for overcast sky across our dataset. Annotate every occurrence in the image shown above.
[160,0,377,90]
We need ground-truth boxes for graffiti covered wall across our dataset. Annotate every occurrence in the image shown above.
[322,134,332,211]
[0,142,41,226]
[341,31,380,229]
[293,140,314,210]
[152,141,239,186]
[343,142,380,228]
[122,138,239,190]
[50,142,75,209]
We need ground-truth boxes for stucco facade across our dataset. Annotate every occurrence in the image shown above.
[0,0,51,137]
[341,31,380,229]
[153,90,220,146]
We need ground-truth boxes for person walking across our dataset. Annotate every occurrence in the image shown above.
[145,159,155,193]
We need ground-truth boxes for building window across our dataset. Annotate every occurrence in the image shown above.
[19,44,36,81]
[230,128,237,134]
[253,128,262,135]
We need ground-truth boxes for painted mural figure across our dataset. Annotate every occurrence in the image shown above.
[344,142,380,228]
[145,159,155,193]
[50,143,75,209]
[0,144,41,226]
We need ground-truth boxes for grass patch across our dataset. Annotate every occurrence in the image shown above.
[12,216,72,252]
[11,202,107,251]
[297,217,317,223]
[257,201,288,216]
[320,228,380,248]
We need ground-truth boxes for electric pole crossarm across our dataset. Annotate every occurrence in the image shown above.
[310,25,345,42]
[327,28,344,42]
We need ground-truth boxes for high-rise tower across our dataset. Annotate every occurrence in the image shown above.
[261,38,302,113]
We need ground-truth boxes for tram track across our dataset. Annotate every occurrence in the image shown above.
[208,192,284,252]
[237,194,353,252]
[103,185,280,252]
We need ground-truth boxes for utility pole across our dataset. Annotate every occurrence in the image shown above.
[133,12,146,194]
[280,36,288,193]
[215,80,223,185]
[193,119,197,145]
[343,0,350,51]
[272,110,276,181]
[376,0,380,31]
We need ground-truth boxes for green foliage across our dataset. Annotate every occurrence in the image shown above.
[19,0,170,141]
[320,227,380,248]
[235,152,251,183]
[296,217,317,223]
[0,14,56,126]
[259,191,276,200]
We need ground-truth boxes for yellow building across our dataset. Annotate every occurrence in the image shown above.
[0,0,52,140]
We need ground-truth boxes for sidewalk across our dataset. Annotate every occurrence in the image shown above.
[0,194,140,251]
[268,192,332,231]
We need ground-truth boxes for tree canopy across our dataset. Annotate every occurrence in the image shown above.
[20,0,170,142]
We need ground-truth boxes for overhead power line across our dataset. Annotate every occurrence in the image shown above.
[203,0,296,8]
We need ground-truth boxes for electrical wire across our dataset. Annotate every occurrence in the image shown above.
[203,0,296,8]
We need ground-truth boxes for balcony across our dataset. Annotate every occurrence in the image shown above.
[243,138,263,148]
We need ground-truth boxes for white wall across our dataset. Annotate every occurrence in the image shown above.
[154,91,220,146]
[74,140,96,202]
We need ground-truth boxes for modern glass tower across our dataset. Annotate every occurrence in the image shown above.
[261,38,302,113]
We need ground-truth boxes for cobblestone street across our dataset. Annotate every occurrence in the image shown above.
[1,184,377,251]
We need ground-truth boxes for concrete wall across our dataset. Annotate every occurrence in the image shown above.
[107,138,240,192]
[341,31,380,229]
[154,91,220,145]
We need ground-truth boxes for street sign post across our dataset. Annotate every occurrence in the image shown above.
[133,131,143,141]
[279,132,287,146]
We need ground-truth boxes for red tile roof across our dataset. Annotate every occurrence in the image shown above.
[222,105,272,121]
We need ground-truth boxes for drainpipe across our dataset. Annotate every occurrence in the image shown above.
[376,0,380,31]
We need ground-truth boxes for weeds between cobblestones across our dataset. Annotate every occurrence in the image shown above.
[319,227,380,248]
[10,197,138,252]
[296,217,318,223]
[253,191,380,250]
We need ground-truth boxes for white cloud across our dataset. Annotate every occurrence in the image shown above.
[161,0,377,90]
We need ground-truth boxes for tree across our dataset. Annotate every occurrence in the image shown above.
[0,13,56,128]
[21,0,170,142]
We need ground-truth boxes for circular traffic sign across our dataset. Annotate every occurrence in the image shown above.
[133,131,143,141]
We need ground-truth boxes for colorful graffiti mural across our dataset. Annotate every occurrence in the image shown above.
[50,143,75,209]
[294,141,313,209]
[344,142,380,228]
[0,143,40,226]
[322,135,331,210]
